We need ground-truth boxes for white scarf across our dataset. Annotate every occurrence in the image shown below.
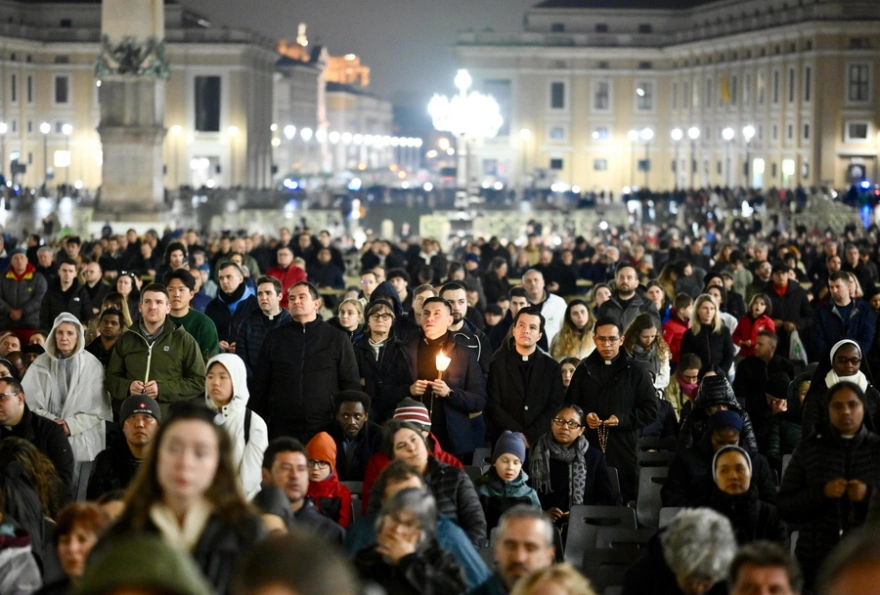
[825,369,869,392]
[149,499,213,553]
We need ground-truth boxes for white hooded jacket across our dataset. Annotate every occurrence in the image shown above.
[205,353,268,499]
[23,312,111,462]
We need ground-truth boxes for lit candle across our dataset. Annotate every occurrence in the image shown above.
[436,351,451,380]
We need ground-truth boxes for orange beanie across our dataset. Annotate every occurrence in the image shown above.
[306,432,337,472]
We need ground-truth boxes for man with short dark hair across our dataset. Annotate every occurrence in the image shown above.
[306,248,345,293]
[166,269,219,361]
[729,541,802,595]
[811,270,875,358]
[86,394,161,499]
[267,245,306,309]
[324,390,382,481]
[235,275,291,385]
[82,259,110,318]
[440,281,492,376]
[471,505,556,595]
[387,268,412,311]
[85,307,124,368]
[566,316,657,501]
[597,262,660,331]
[206,261,258,353]
[359,270,379,300]
[734,331,796,413]
[251,282,360,442]
[259,436,345,543]
[489,287,537,352]
[394,296,487,459]
[487,307,564,446]
[0,376,74,488]
[106,283,206,416]
[40,257,90,328]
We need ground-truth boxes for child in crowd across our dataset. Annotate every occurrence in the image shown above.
[732,293,775,359]
[305,432,353,528]
[476,431,541,531]
[662,293,693,364]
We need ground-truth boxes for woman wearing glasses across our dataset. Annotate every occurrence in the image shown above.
[530,404,619,531]
[354,299,408,423]
[801,339,880,437]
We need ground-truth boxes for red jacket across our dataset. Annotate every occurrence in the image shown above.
[731,314,776,358]
[267,265,307,308]
[306,471,352,527]
[662,313,690,363]
[361,434,463,514]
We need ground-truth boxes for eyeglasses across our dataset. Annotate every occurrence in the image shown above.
[370,313,393,321]
[835,356,861,366]
[594,336,619,344]
[0,392,20,400]
[307,460,330,469]
[551,418,583,429]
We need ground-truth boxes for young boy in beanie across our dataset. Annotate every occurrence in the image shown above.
[305,432,352,527]
[476,431,540,530]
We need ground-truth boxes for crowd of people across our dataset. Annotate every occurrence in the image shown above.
[1,206,880,595]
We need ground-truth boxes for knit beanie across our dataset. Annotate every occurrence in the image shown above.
[305,432,337,473]
[491,431,527,464]
[712,445,752,482]
[75,534,212,595]
[393,398,432,431]
[708,410,744,433]
[365,298,396,320]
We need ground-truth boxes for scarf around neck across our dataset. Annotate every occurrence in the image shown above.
[825,369,869,392]
[677,375,699,400]
[530,433,588,506]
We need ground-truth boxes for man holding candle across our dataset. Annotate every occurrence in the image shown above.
[396,296,488,461]
[440,282,492,376]
[565,315,657,503]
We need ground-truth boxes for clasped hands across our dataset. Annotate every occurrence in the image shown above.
[824,478,868,502]
[409,379,451,398]
[585,413,619,429]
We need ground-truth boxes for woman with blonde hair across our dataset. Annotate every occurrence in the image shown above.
[511,563,597,595]
[680,294,735,377]
[623,313,671,391]
[550,299,595,361]
[329,297,364,342]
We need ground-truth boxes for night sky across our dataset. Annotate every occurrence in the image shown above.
[181,0,538,107]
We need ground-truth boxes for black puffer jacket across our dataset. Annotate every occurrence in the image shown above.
[680,325,735,377]
[778,424,880,587]
[662,432,777,508]
[676,375,758,453]
[424,457,487,547]
[354,538,467,595]
[251,318,361,442]
[707,485,787,545]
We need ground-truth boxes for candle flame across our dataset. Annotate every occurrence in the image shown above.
[436,351,452,372]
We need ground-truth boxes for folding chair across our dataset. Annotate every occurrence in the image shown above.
[579,548,641,591]
[342,481,364,499]
[637,450,675,467]
[464,465,484,483]
[594,527,655,551]
[637,436,677,452]
[74,460,93,502]
[781,454,793,483]
[606,467,622,497]
[659,507,683,528]
[564,505,637,566]
[636,467,669,528]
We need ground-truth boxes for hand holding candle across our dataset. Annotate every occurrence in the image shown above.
[436,351,451,380]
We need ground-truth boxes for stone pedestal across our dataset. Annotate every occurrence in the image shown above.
[96,0,168,219]
[97,78,166,214]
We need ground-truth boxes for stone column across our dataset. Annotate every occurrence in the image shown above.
[95,0,168,216]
